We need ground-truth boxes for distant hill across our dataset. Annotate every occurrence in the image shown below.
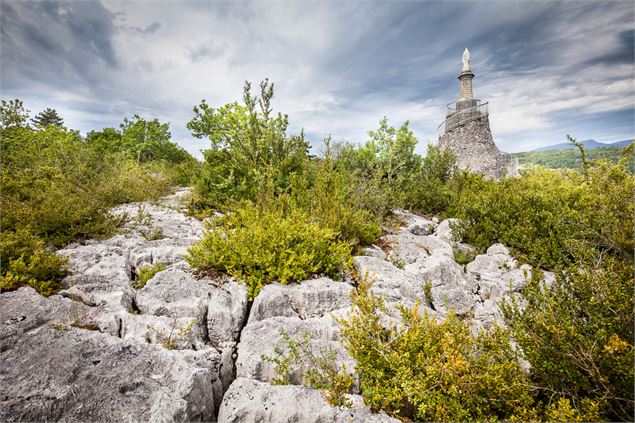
[513,145,634,172]
[532,139,633,152]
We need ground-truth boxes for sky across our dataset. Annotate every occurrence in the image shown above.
[1,0,633,158]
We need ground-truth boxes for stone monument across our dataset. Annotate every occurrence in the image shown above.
[438,48,518,179]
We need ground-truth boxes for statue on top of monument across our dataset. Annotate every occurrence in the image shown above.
[462,48,471,72]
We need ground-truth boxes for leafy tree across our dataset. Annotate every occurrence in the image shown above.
[120,114,181,163]
[336,117,421,216]
[85,127,125,155]
[0,99,30,129]
[187,79,309,209]
[31,107,64,128]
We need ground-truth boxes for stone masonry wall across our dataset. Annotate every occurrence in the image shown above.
[438,116,511,180]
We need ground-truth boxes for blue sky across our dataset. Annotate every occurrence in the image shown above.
[1,0,633,158]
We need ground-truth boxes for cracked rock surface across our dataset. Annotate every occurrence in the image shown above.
[0,197,545,422]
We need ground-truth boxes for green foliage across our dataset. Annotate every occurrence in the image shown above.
[86,118,200,186]
[513,145,634,173]
[132,263,167,290]
[406,144,460,214]
[0,99,30,129]
[31,107,64,128]
[187,202,352,299]
[1,99,193,296]
[188,80,309,210]
[1,125,168,246]
[0,227,68,296]
[453,151,634,269]
[288,138,381,247]
[336,117,422,217]
[337,278,536,422]
[453,248,475,265]
[502,252,634,421]
[262,329,354,407]
[147,318,197,350]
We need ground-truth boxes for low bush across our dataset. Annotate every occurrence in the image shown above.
[337,278,536,422]
[187,80,309,211]
[1,100,195,296]
[262,329,354,407]
[453,148,634,269]
[502,251,634,421]
[186,203,352,299]
[0,227,68,296]
[132,263,168,290]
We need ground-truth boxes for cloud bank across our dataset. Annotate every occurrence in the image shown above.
[1,0,633,157]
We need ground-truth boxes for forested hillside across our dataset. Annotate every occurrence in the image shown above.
[1,83,633,422]
[514,145,635,172]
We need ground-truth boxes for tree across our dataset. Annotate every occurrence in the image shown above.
[31,108,64,128]
[187,79,309,209]
[0,99,30,129]
[119,115,187,163]
[85,127,125,155]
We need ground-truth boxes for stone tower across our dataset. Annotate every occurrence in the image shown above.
[438,49,518,179]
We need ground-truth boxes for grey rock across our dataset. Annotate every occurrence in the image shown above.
[487,243,510,256]
[218,378,400,423]
[0,288,219,422]
[430,285,476,316]
[363,245,387,260]
[235,315,354,386]
[248,278,353,322]
[136,268,216,320]
[406,254,469,289]
[354,256,425,306]
[207,280,249,348]
[434,218,462,243]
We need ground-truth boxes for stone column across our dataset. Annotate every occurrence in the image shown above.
[458,70,474,101]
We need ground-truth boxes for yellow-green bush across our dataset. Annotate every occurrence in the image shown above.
[186,203,352,299]
[0,227,68,296]
[453,150,634,269]
[337,279,536,422]
[502,252,634,421]
[262,329,354,407]
[1,107,186,296]
[131,262,167,290]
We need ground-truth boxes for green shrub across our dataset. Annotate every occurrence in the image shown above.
[453,152,634,269]
[502,252,634,421]
[262,329,354,407]
[0,101,190,296]
[337,278,536,422]
[1,125,169,246]
[288,139,381,247]
[0,227,68,296]
[186,203,352,299]
[188,80,309,210]
[132,262,167,290]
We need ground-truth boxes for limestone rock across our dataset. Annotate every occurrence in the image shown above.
[248,278,353,322]
[354,256,425,307]
[434,218,462,243]
[392,209,435,236]
[136,267,214,319]
[218,378,400,423]
[235,315,354,385]
[206,280,249,348]
[0,287,219,422]
[363,245,387,260]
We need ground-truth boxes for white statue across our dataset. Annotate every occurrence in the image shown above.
[462,48,471,72]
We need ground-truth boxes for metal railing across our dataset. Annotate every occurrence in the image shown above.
[438,100,488,133]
